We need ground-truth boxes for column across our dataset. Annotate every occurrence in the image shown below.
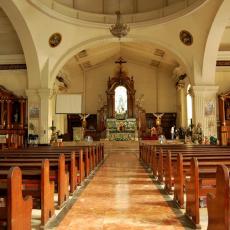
[176,81,186,128]
[192,85,219,138]
[38,88,53,144]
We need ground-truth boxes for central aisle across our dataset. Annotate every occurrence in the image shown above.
[56,150,191,229]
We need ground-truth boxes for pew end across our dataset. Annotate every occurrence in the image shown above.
[207,165,230,230]
[8,167,33,230]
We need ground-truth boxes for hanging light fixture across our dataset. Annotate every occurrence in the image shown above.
[109,11,130,39]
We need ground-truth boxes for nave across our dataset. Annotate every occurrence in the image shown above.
[52,149,194,230]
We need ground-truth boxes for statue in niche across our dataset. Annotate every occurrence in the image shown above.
[153,113,164,126]
[117,95,125,114]
[14,109,19,123]
[79,113,90,129]
[115,86,127,115]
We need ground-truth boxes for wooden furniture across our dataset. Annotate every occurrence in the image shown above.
[145,113,176,139]
[0,160,54,226]
[67,114,99,140]
[0,85,27,148]
[139,142,230,228]
[0,143,103,227]
[218,91,230,145]
[207,165,229,230]
[0,167,32,230]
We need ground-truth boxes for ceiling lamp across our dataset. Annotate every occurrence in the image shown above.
[109,11,130,39]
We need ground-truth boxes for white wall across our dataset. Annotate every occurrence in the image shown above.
[0,70,27,96]
[79,61,176,114]
[216,71,230,94]
[158,68,177,112]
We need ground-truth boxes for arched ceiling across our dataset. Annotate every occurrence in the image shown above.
[0,8,24,64]
[0,9,23,55]
[1,2,230,79]
[70,41,179,73]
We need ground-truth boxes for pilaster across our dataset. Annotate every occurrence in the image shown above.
[176,81,186,128]
[192,85,219,138]
[38,88,53,144]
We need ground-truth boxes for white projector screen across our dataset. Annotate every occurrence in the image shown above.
[56,94,82,114]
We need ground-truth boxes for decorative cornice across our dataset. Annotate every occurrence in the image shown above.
[0,64,27,70]
[216,60,230,66]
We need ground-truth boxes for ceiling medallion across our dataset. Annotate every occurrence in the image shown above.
[109,11,130,39]
[49,33,62,48]
[180,30,193,46]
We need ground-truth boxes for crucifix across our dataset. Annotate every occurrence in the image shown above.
[115,57,127,76]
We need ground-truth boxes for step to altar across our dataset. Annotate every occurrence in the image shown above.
[101,140,139,154]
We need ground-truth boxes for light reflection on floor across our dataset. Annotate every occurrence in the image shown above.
[54,151,194,230]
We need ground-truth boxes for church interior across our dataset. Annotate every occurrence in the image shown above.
[1,0,230,229]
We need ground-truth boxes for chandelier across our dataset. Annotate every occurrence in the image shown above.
[109,11,130,39]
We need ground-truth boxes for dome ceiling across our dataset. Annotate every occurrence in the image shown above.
[35,0,207,25]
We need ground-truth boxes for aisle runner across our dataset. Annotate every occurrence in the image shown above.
[56,151,190,230]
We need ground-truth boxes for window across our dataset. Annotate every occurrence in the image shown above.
[115,86,127,114]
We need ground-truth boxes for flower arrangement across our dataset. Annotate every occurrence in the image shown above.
[177,124,203,144]
[191,123,203,144]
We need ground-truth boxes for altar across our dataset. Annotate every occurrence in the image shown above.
[106,118,138,141]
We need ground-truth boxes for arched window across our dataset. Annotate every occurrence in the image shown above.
[115,86,127,114]
[187,84,193,126]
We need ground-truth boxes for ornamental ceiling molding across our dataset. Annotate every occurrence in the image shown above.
[28,0,208,29]
[0,64,27,70]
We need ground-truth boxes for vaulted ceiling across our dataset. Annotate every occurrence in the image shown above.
[1,3,230,71]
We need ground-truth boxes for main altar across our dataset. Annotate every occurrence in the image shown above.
[106,118,138,141]
[97,57,151,141]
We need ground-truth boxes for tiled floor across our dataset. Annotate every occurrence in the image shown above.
[55,151,193,230]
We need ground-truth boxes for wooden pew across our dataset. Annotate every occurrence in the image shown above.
[184,158,230,228]
[0,159,55,225]
[207,165,230,230]
[0,167,33,230]
[168,153,230,209]
[0,154,69,209]
[0,145,97,183]
[0,149,83,190]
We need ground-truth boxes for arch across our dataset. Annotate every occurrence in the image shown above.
[50,35,192,88]
[202,0,230,84]
[0,0,41,89]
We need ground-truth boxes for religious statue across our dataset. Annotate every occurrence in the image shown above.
[153,113,164,126]
[79,113,90,129]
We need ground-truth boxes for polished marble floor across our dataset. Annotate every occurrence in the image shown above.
[55,151,193,230]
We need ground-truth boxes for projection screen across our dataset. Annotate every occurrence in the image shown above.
[56,94,82,114]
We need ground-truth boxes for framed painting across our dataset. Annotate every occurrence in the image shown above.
[29,107,40,119]
[204,101,214,116]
